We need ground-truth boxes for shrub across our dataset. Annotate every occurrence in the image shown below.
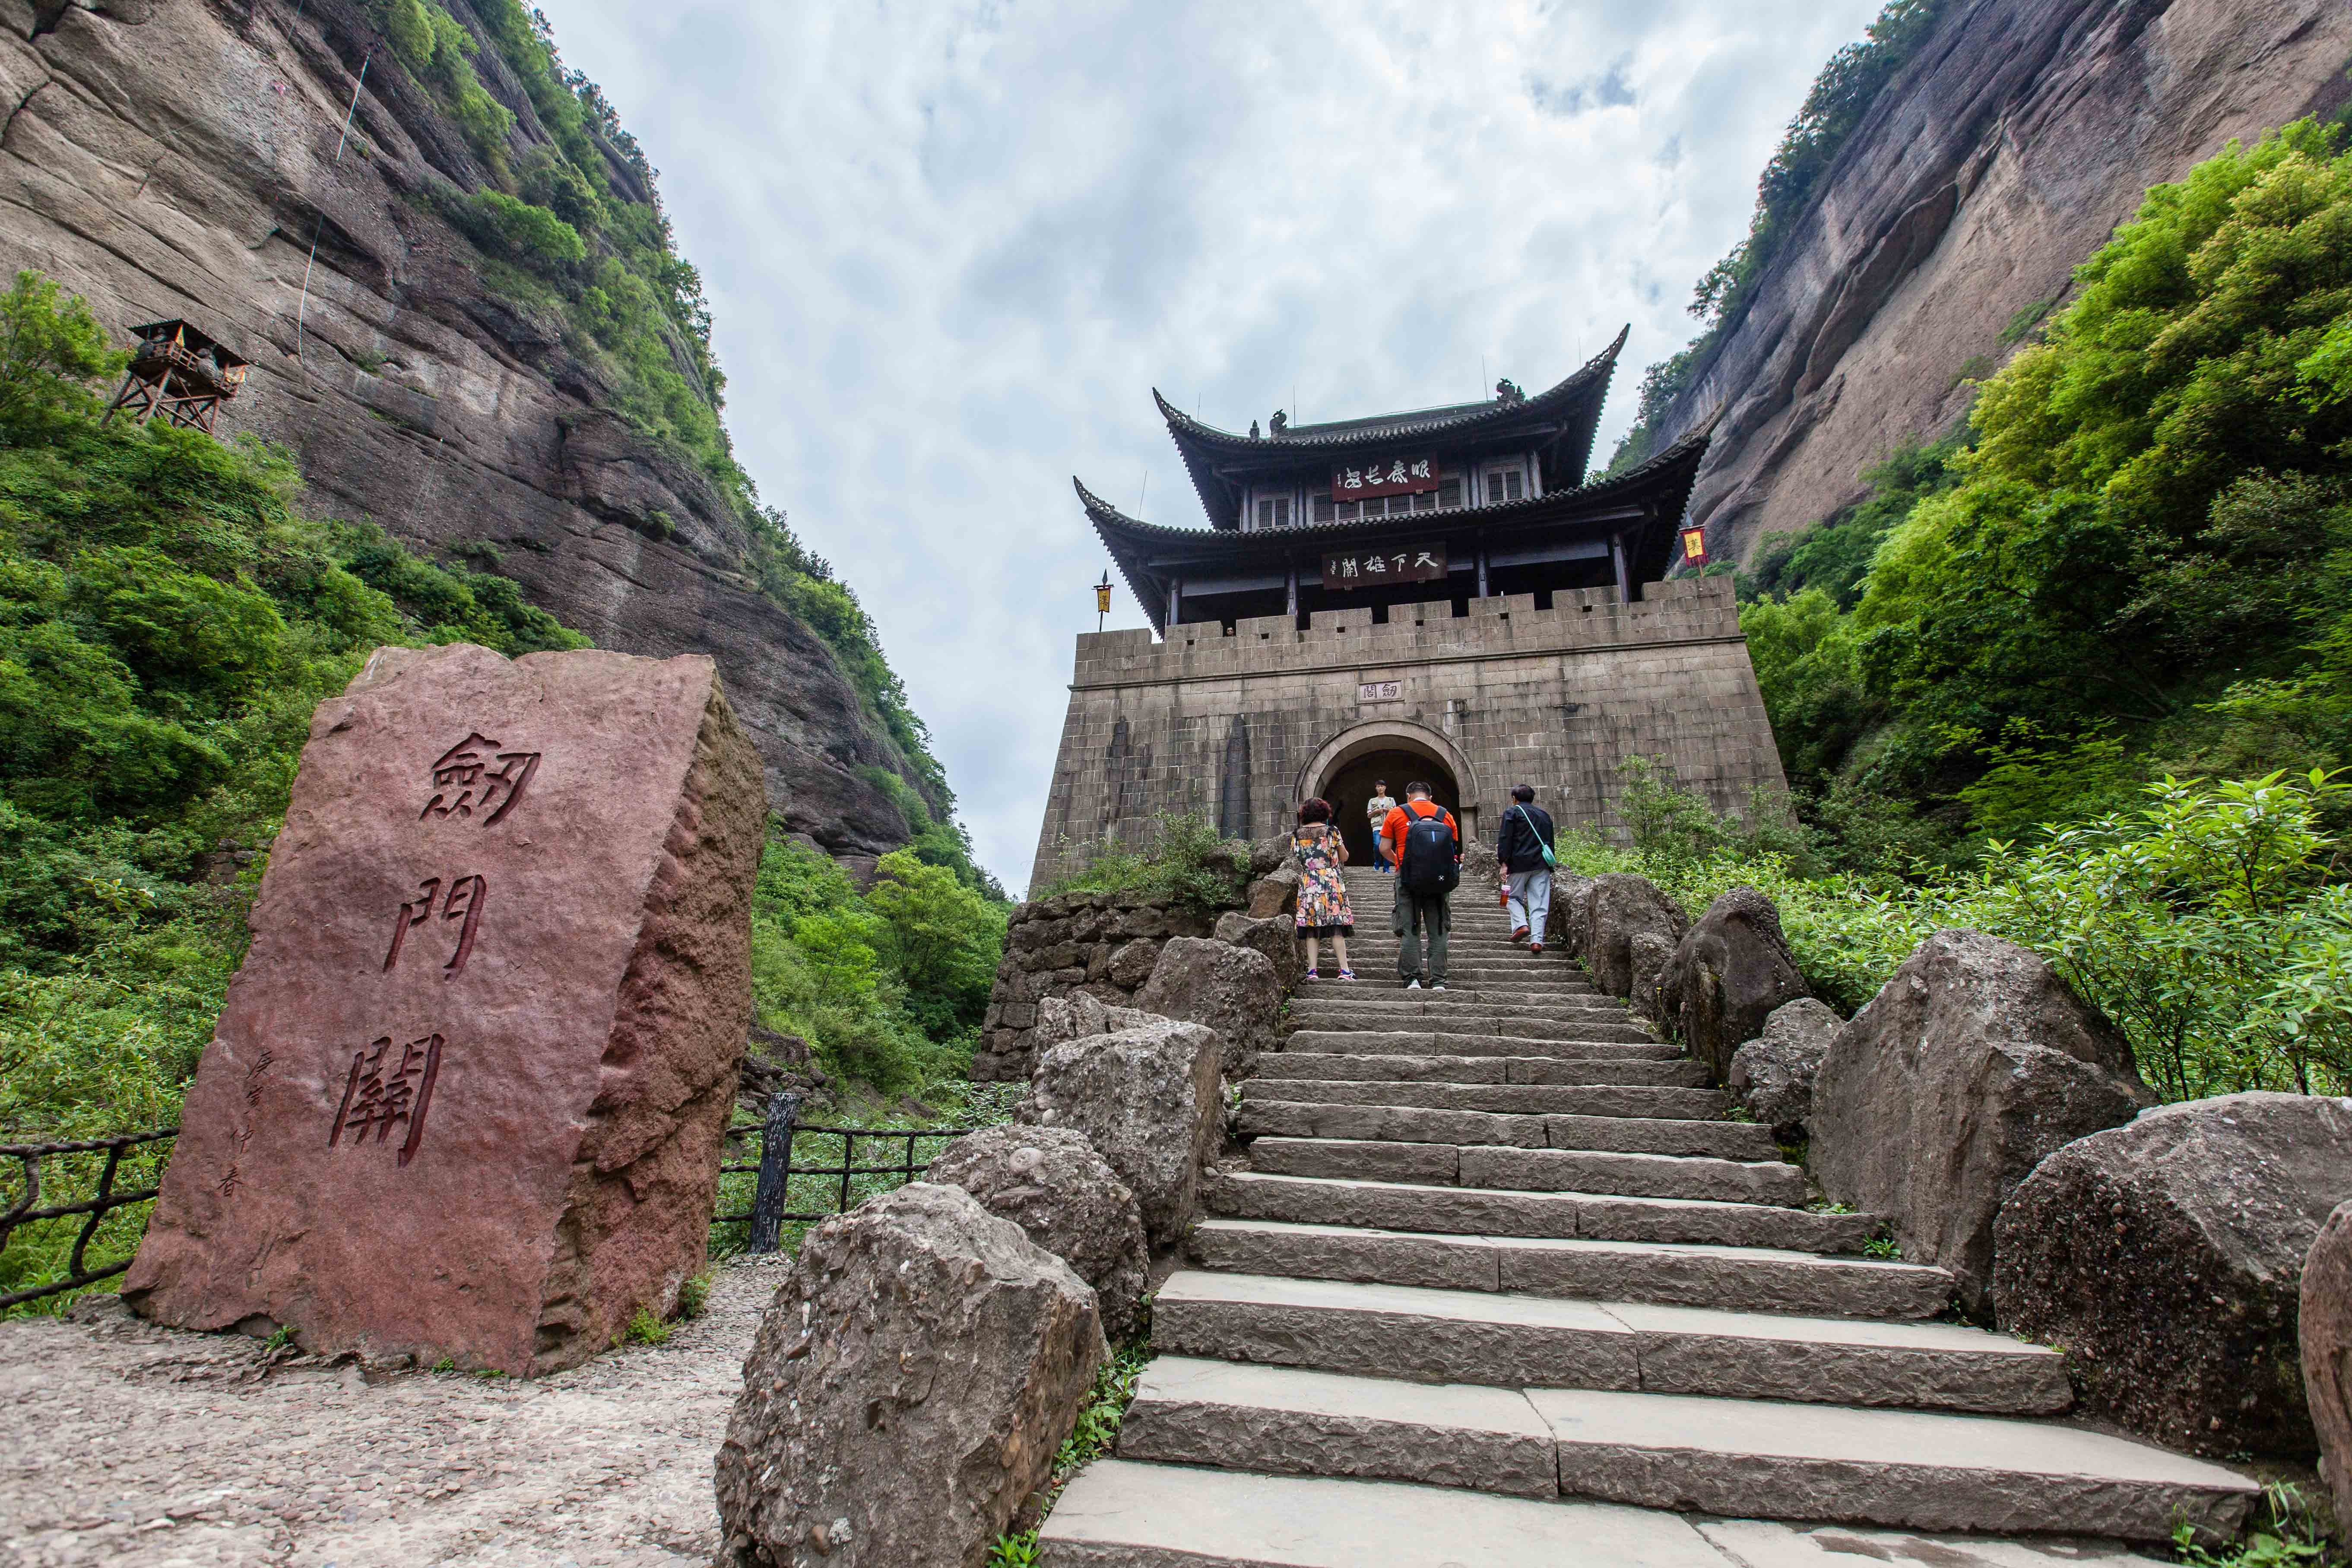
[456,190,585,271]
[1038,813,1252,911]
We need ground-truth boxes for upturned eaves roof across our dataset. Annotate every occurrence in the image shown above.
[1154,327,1630,530]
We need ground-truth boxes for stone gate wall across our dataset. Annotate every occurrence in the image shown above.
[1028,577,1786,891]
[976,892,1225,1081]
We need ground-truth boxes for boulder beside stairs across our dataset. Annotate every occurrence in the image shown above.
[1995,1091,2352,1458]
[714,1183,1104,1568]
[1021,1016,1223,1250]
[1659,887,1810,1087]
[929,1124,1151,1344]
[1729,997,1841,1144]
[1810,930,2152,1316]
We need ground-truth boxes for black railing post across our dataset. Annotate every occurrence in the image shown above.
[745,1091,802,1255]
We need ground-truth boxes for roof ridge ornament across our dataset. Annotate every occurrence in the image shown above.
[1269,409,1287,435]
[1496,378,1524,404]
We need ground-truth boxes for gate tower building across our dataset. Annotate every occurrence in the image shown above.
[1030,330,1789,889]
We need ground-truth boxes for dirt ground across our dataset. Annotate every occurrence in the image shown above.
[0,1260,786,1568]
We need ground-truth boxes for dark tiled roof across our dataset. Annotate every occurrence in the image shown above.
[1156,328,1630,531]
[1076,419,1712,634]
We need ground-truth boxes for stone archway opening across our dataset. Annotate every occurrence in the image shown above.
[1314,744,1461,867]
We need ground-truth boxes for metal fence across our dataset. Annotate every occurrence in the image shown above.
[1,1097,975,1309]
[714,1092,976,1253]
[0,1128,179,1310]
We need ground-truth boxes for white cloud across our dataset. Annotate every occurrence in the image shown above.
[533,0,1883,892]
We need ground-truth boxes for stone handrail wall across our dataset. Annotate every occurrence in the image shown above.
[974,892,1228,1081]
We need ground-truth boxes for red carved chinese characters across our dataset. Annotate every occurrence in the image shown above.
[420,733,541,825]
[329,1033,445,1167]
[382,875,488,976]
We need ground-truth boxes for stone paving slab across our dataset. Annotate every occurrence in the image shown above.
[1531,1387,2257,1540]
[1211,1172,1884,1253]
[1038,1461,1733,1568]
[1457,1146,1809,1207]
[1189,1220,1954,1318]
[1117,1357,1558,1498]
[1152,1272,2070,1412]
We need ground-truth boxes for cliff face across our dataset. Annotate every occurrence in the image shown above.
[0,0,933,858]
[1658,0,2352,561]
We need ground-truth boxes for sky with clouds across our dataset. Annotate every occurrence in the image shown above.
[533,0,1883,893]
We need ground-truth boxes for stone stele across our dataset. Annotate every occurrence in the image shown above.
[123,643,767,1375]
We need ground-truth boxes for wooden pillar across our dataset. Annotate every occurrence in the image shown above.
[1166,577,1181,628]
[1476,539,1490,599]
[1284,565,1298,616]
[1610,534,1630,605]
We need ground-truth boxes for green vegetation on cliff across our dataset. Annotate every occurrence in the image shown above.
[374,0,965,833]
[1740,122,2352,860]
[1609,0,1947,474]
[0,271,1007,1305]
[0,271,585,1153]
[1585,124,2352,1104]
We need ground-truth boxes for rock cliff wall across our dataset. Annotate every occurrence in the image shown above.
[1657,0,2352,561]
[0,0,934,858]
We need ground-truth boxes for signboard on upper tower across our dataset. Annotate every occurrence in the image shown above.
[1332,456,1438,501]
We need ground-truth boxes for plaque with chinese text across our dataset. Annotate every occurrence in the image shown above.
[1357,681,1403,702]
[1322,544,1448,589]
[125,644,766,1376]
[1331,455,1439,501]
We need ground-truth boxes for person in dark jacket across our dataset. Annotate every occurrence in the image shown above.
[1495,783,1557,952]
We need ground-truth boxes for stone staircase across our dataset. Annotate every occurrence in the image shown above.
[1038,866,2258,1566]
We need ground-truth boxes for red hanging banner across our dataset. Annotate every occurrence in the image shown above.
[1678,526,1710,567]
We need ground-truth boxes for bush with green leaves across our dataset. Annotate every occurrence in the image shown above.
[0,273,600,1312]
[747,832,1008,1098]
[1569,757,2349,1102]
[1036,813,1252,912]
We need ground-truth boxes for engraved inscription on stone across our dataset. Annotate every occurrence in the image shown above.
[1357,680,1402,702]
[329,1032,446,1167]
[420,732,541,824]
[382,874,489,976]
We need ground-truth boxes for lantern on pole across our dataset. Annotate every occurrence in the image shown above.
[1678,526,1710,569]
[1094,570,1113,631]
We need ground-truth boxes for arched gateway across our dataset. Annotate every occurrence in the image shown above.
[1027,335,1789,892]
[1296,720,1475,865]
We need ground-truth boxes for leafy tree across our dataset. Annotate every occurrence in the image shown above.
[0,271,127,431]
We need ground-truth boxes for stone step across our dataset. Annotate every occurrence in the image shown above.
[1241,1102,1780,1162]
[1189,1220,1955,1318]
[1306,985,1610,1006]
[1152,1271,2073,1414]
[1271,1047,1701,1084]
[1120,1357,1556,1498]
[1533,1386,2258,1541]
[1289,1081,1731,1128]
[1290,1025,1661,1055]
[1288,999,1614,1025]
[1112,1363,2255,1543]
[1210,1172,1885,1254]
[1266,1049,1685,1083]
[1289,1006,1637,1044]
[1241,1083,1775,1155]
[1038,1460,1728,1568]
[1249,1138,1807,1207]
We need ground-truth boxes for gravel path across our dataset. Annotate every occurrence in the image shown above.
[0,1261,783,1567]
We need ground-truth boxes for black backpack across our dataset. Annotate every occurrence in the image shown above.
[1397,809,1459,896]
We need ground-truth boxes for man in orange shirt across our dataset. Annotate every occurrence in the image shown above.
[1381,782,1459,990]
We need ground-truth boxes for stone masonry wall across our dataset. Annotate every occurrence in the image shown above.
[1028,577,1784,890]
[974,892,1223,1081]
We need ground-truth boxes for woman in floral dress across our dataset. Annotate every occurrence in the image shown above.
[1291,798,1355,980]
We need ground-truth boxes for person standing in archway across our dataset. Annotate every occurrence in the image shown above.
[1363,779,1397,873]
[1382,782,1459,991]
[1496,783,1558,953]
[1290,798,1355,981]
